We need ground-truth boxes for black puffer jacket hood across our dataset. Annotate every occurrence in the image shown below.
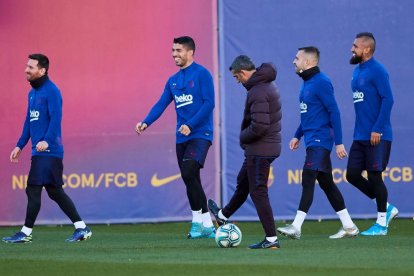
[243,63,277,91]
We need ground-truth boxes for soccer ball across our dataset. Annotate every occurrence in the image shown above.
[215,223,242,248]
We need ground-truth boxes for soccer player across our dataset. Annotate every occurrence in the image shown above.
[209,55,282,249]
[277,47,359,239]
[3,54,92,243]
[135,36,215,239]
[347,32,398,236]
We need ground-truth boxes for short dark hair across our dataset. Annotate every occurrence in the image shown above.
[173,36,195,53]
[356,32,376,53]
[28,53,49,74]
[298,46,320,62]
[229,55,255,72]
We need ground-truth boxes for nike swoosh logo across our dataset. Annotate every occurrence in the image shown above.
[151,173,181,187]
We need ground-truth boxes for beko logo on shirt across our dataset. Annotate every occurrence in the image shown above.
[30,109,40,122]
[300,101,307,113]
[353,91,364,103]
[175,93,193,108]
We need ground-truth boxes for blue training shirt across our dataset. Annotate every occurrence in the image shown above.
[16,78,64,158]
[294,71,343,151]
[143,62,214,143]
[351,58,393,141]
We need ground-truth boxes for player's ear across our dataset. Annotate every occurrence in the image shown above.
[40,67,46,76]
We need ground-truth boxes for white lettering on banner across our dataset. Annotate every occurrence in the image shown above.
[287,166,413,185]
[11,172,138,190]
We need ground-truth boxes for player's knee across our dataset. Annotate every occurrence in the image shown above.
[367,171,383,184]
[25,185,41,199]
[346,168,361,184]
[45,186,64,201]
[180,160,199,181]
[25,186,42,206]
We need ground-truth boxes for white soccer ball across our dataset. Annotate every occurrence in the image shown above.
[215,223,242,248]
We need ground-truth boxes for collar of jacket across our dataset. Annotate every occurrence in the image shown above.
[29,74,49,89]
[297,66,320,81]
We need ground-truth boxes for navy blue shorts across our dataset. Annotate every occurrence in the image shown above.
[303,146,332,173]
[347,140,391,172]
[176,139,211,168]
[27,156,64,186]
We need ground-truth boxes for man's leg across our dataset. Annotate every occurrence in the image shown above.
[247,156,276,238]
[346,141,376,199]
[45,185,82,223]
[24,185,43,229]
[44,185,92,242]
[180,159,206,212]
[278,147,323,239]
[221,158,250,218]
[177,139,214,238]
[317,172,346,213]
[317,173,359,238]
[360,141,394,235]
[346,168,376,199]
[277,169,317,240]
[2,185,41,243]
[246,156,280,249]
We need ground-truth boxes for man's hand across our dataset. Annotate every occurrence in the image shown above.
[135,122,148,135]
[289,138,300,150]
[10,147,22,163]
[335,144,347,160]
[178,124,191,136]
[36,141,49,152]
[371,132,382,146]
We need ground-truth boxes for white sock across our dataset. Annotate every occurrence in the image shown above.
[74,221,87,229]
[201,212,214,228]
[21,226,32,236]
[218,210,228,221]
[292,210,306,231]
[266,236,278,242]
[192,209,203,223]
[336,209,354,229]
[376,212,386,227]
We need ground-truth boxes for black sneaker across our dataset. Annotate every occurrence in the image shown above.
[208,199,227,226]
[248,239,280,249]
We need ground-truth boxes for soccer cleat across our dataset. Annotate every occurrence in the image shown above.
[187,222,203,239]
[208,199,227,226]
[201,226,216,239]
[329,224,359,239]
[249,239,280,249]
[277,224,301,240]
[386,204,398,226]
[66,227,92,242]
[2,231,32,243]
[360,223,387,236]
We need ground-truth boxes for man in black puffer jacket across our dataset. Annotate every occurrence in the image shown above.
[209,55,282,249]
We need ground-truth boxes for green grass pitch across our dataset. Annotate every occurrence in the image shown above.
[1,219,413,276]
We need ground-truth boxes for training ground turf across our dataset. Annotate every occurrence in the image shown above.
[0,219,413,276]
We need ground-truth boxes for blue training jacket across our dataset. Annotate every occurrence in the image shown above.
[294,71,343,151]
[143,62,214,143]
[351,58,393,141]
[16,78,64,158]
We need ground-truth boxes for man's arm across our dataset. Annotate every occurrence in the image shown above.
[141,81,174,128]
